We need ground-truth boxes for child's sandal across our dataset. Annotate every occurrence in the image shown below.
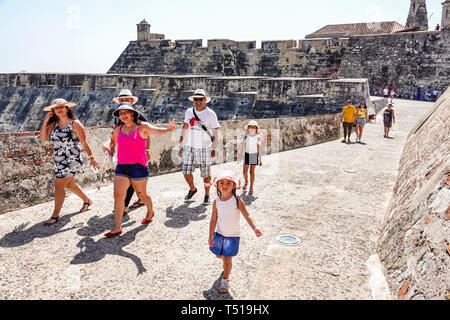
[243,183,248,191]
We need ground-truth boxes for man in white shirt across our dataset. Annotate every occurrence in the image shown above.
[179,89,220,204]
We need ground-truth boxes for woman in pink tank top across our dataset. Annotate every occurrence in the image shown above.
[105,103,176,238]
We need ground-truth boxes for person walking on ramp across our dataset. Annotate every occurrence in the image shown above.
[179,89,220,205]
[341,100,357,144]
[103,89,151,215]
[105,103,176,238]
[383,103,396,139]
[239,120,263,195]
[208,172,263,293]
[40,99,100,225]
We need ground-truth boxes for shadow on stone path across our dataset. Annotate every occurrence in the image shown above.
[164,202,208,229]
[0,211,83,248]
[71,223,149,276]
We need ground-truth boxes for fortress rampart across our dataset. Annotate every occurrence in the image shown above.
[107,29,450,94]
[378,87,450,300]
[0,73,372,133]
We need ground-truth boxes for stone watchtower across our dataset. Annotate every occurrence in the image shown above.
[406,0,429,31]
[137,19,151,41]
[443,0,450,30]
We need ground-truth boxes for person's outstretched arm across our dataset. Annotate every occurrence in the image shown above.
[142,120,176,136]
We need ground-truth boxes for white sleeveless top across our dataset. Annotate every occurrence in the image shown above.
[216,196,241,238]
[245,135,262,154]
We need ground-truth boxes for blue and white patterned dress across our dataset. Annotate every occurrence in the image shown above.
[50,121,85,178]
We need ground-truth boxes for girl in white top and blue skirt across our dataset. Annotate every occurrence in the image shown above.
[239,120,263,195]
[209,171,263,293]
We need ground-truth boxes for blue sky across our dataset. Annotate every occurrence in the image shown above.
[0,0,443,73]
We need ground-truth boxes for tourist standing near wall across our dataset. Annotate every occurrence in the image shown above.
[39,99,100,226]
[105,103,176,238]
[179,89,220,205]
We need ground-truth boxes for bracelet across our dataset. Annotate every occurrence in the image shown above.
[88,155,94,159]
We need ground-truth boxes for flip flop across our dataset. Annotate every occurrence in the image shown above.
[130,201,145,209]
[44,216,59,226]
[80,199,93,213]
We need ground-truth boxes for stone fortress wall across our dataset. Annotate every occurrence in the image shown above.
[108,30,450,94]
[0,73,372,133]
[338,30,450,95]
[108,38,344,79]
[377,87,450,300]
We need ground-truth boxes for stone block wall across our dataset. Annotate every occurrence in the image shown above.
[0,113,342,215]
[338,30,450,93]
[377,87,450,300]
[108,38,346,78]
[0,73,371,133]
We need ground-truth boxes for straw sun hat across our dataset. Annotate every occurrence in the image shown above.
[43,98,76,112]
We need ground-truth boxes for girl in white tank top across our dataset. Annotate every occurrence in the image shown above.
[239,121,263,196]
[208,172,263,293]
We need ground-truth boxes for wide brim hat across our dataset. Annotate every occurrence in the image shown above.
[188,88,212,103]
[113,89,139,104]
[245,120,261,133]
[112,102,140,118]
[43,98,76,112]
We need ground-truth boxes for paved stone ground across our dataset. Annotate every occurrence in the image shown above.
[0,99,434,300]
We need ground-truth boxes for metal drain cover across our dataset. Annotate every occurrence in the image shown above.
[276,235,301,246]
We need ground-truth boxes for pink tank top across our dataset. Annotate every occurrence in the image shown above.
[117,126,148,167]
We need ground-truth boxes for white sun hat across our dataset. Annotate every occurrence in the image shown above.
[188,88,212,103]
[113,89,139,105]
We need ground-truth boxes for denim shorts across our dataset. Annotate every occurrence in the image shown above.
[209,232,240,257]
[115,164,150,181]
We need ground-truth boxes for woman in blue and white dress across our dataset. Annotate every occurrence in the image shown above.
[40,99,100,225]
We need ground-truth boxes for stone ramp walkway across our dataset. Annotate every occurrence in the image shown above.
[0,99,434,300]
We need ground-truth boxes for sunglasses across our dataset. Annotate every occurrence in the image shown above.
[194,98,205,102]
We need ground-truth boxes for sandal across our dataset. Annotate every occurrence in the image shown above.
[219,279,230,293]
[44,216,59,226]
[142,212,155,224]
[80,199,93,213]
[249,187,254,195]
[105,230,122,238]
[130,200,145,209]
[243,183,248,191]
